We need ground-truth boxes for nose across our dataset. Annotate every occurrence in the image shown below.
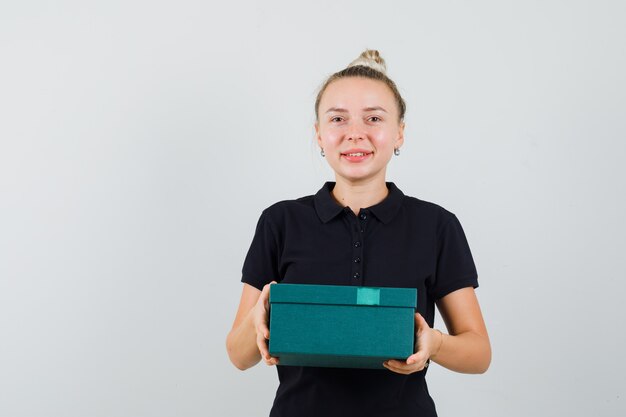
[346,120,365,141]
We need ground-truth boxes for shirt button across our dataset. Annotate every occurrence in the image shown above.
[353,272,360,279]
[354,257,361,263]
[360,228,364,233]
[354,241,361,247]
[359,213,367,220]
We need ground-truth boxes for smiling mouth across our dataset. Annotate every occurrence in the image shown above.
[341,152,373,162]
[341,150,374,156]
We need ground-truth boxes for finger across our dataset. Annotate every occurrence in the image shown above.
[257,330,280,366]
[386,359,407,367]
[385,359,425,374]
[263,281,278,295]
[414,312,429,331]
[262,281,276,296]
[383,361,413,375]
[256,333,270,360]
[258,322,270,340]
[411,358,428,370]
[261,282,276,309]
[267,356,280,366]
[406,352,427,365]
[259,281,278,365]
[386,358,422,370]
[261,283,271,300]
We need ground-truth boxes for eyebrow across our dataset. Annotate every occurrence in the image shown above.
[325,106,388,114]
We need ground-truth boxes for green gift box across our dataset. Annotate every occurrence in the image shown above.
[268,283,417,369]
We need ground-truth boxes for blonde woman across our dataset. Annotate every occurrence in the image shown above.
[226,49,491,417]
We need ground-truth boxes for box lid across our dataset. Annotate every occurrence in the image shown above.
[269,283,416,308]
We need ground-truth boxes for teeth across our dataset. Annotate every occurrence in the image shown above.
[346,152,367,157]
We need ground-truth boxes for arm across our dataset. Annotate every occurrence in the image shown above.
[225,282,280,370]
[383,287,491,374]
[430,287,491,373]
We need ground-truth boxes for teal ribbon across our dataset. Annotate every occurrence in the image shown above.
[356,287,380,305]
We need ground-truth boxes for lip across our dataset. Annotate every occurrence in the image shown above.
[341,148,373,155]
[341,149,373,163]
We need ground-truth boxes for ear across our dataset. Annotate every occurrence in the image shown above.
[396,121,405,148]
[315,122,322,148]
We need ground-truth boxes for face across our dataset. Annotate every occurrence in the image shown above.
[315,77,405,184]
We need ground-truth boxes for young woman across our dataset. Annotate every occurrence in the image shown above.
[226,49,491,417]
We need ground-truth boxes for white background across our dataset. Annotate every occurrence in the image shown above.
[1,1,625,416]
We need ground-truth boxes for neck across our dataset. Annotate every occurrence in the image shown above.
[331,176,389,215]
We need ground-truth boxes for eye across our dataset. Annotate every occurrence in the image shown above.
[330,116,344,122]
[369,116,382,122]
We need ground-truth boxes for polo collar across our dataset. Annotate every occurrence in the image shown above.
[313,181,405,224]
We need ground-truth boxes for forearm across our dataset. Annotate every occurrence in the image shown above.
[226,309,262,370]
[430,329,491,374]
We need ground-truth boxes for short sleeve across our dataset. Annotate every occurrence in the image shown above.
[430,212,479,300]
[241,209,281,291]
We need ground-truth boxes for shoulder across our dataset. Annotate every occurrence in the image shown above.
[257,193,317,226]
[262,193,315,214]
[401,193,458,226]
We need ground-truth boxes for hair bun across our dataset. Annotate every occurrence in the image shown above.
[347,49,387,74]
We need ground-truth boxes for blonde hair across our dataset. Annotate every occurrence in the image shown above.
[314,49,406,123]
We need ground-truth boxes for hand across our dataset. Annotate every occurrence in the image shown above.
[383,312,439,374]
[253,281,280,366]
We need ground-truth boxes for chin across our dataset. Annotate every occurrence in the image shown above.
[337,172,376,183]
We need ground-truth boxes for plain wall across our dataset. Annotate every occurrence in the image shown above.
[1,0,625,416]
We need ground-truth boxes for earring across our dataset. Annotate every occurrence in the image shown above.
[394,148,400,156]
[320,148,325,157]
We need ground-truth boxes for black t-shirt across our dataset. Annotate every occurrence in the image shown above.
[241,181,479,417]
